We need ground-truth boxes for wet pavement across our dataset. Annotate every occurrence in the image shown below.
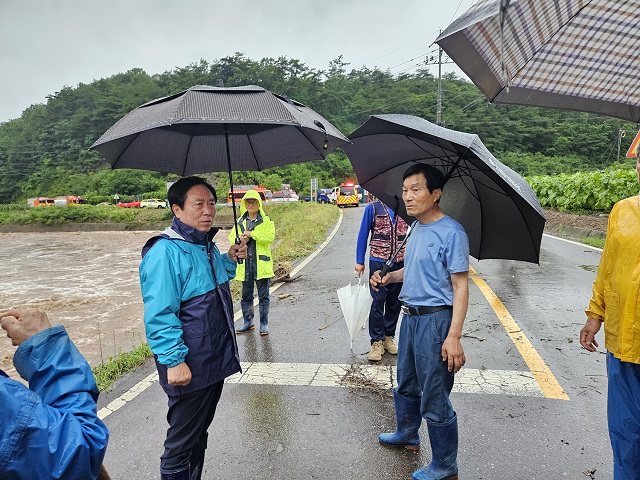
[96,207,613,479]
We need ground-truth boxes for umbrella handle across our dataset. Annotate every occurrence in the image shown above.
[235,237,243,265]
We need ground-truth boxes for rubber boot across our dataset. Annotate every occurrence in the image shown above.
[160,468,190,480]
[412,414,459,480]
[259,301,269,335]
[378,389,422,451]
[236,301,254,333]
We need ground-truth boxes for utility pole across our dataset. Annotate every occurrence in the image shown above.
[424,38,454,126]
[618,130,626,161]
[437,47,443,126]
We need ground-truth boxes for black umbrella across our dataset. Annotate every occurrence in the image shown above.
[343,114,545,264]
[90,84,350,242]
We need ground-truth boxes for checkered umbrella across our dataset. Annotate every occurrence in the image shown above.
[435,0,640,122]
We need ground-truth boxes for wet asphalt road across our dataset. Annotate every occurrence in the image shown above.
[99,207,612,479]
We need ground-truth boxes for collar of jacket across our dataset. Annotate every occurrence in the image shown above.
[171,217,219,245]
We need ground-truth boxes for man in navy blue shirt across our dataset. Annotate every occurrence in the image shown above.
[355,199,409,361]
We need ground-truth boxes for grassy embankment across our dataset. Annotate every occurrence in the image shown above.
[2,202,340,390]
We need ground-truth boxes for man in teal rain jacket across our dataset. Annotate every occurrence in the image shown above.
[0,307,109,480]
[140,176,246,480]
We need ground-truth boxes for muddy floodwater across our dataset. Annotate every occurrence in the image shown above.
[0,230,231,379]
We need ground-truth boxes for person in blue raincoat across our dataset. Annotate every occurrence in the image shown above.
[140,176,247,480]
[0,307,110,480]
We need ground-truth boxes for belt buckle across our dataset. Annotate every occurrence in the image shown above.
[401,305,410,315]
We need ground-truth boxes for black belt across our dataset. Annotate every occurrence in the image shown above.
[401,305,452,315]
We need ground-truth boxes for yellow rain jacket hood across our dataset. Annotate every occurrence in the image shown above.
[585,196,640,363]
[228,190,275,280]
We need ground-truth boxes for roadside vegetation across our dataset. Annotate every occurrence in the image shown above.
[527,162,638,212]
[90,201,339,391]
[580,237,606,249]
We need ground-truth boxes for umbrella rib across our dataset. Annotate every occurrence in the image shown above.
[241,124,262,170]
[182,134,194,176]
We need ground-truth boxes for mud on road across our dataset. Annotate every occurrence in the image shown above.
[0,230,231,379]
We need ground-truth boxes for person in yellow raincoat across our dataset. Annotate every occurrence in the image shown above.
[229,190,275,335]
[580,149,640,480]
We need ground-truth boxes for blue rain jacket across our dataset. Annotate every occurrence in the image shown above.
[0,325,109,480]
[140,217,241,396]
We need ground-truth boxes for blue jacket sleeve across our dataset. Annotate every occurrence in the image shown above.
[139,240,189,367]
[356,203,375,265]
[213,243,237,282]
[0,325,109,480]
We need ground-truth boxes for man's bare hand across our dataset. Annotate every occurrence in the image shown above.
[0,307,52,346]
[442,336,466,373]
[355,264,365,277]
[167,362,192,386]
[228,243,248,263]
[369,269,389,292]
[580,317,602,352]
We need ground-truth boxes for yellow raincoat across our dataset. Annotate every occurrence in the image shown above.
[228,190,275,280]
[585,196,640,363]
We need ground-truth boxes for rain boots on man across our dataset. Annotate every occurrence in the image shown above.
[412,414,459,480]
[378,389,422,451]
[383,335,398,354]
[367,340,384,361]
[236,302,255,334]
[259,302,269,335]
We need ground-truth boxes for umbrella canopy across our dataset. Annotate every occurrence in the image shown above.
[90,85,349,175]
[343,114,545,264]
[435,0,640,122]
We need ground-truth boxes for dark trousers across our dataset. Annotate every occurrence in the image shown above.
[241,277,271,324]
[160,381,224,473]
[368,259,403,342]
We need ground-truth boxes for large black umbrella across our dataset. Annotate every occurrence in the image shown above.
[90,84,349,240]
[343,114,545,264]
[435,0,640,122]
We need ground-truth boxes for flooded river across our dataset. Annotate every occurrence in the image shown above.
[0,229,230,379]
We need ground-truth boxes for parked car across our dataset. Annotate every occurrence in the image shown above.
[96,202,114,207]
[271,190,299,203]
[116,200,141,208]
[139,198,166,208]
[317,190,331,204]
[302,191,330,203]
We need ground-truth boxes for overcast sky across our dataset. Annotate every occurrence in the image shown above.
[0,0,476,123]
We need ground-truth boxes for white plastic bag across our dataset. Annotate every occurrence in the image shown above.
[337,277,372,349]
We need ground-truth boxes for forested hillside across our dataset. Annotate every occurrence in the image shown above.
[0,53,637,203]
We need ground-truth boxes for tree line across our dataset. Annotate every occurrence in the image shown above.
[0,53,637,203]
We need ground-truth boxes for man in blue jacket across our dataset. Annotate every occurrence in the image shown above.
[0,307,110,480]
[140,176,247,480]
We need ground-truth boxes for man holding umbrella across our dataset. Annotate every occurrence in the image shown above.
[139,177,247,480]
[372,163,469,480]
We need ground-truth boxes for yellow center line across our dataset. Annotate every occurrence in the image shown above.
[469,266,569,401]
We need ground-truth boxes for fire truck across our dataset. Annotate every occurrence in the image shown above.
[329,182,359,207]
[27,197,55,207]
[53,196,88,206]
[228,185,272,204]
